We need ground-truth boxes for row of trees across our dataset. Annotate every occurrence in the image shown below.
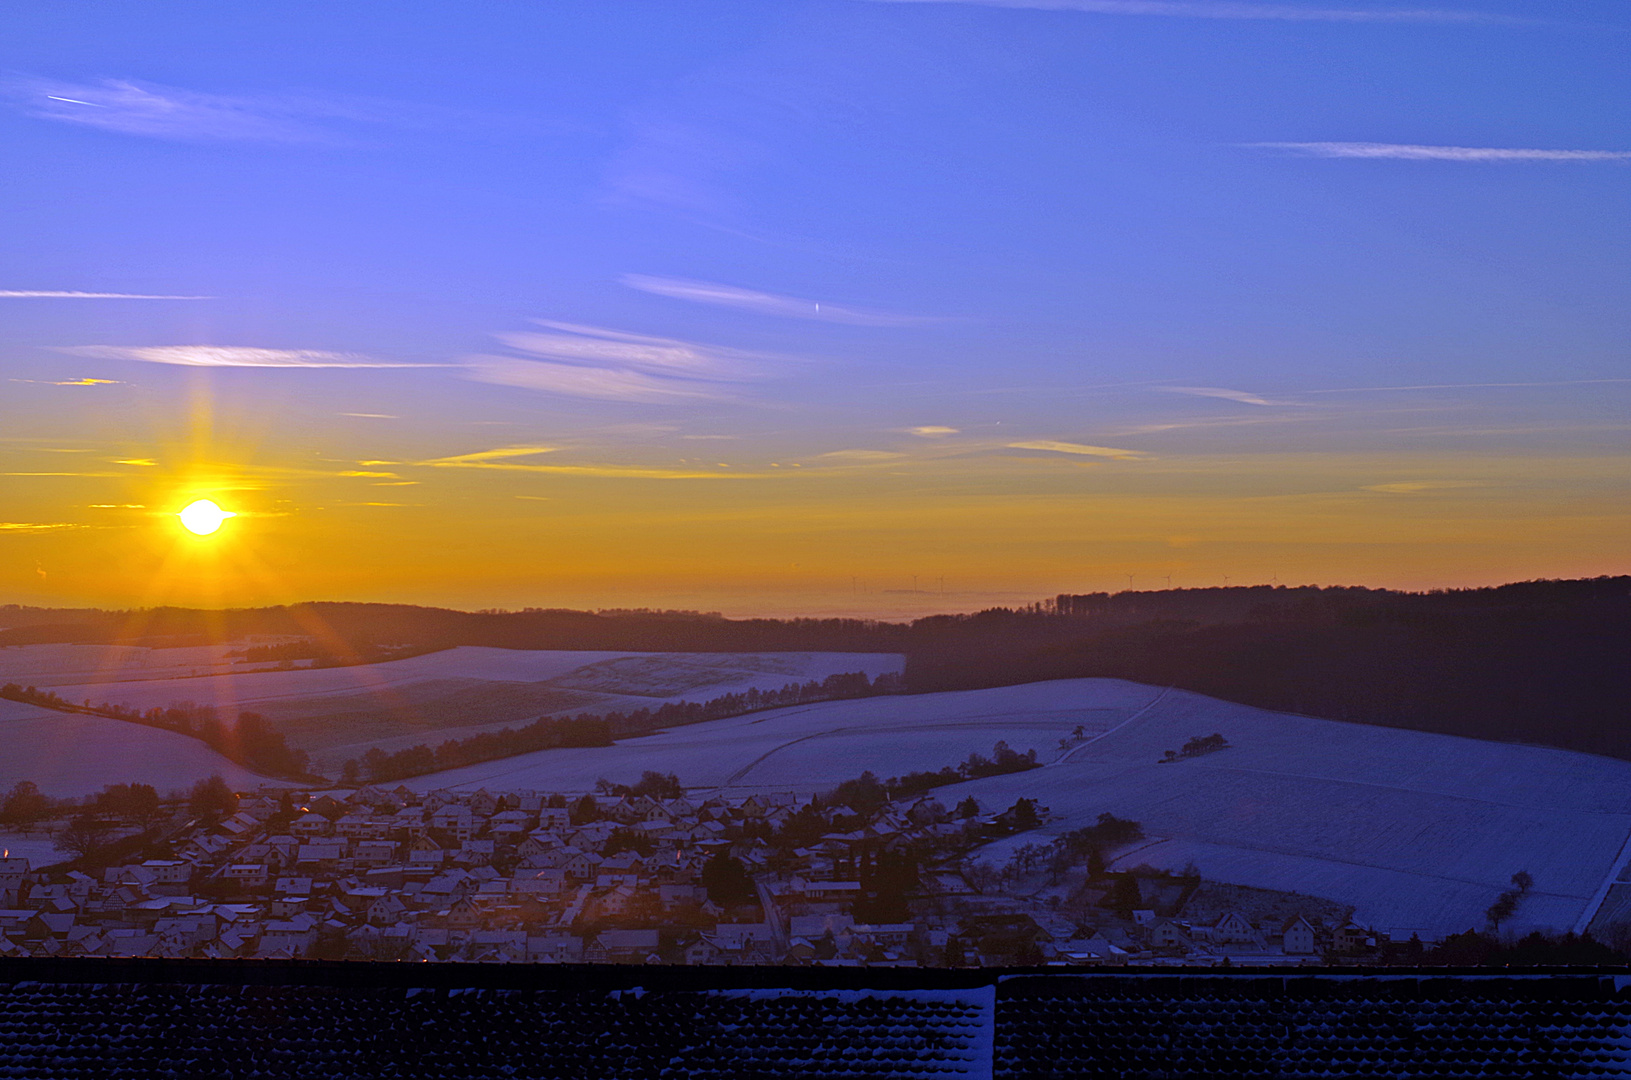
[1160,733,1229,763]
[816,741,1043,817]
[0,683,309,778]
[344,670,901,783]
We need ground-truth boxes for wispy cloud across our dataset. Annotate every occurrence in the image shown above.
[421,447,560,467]
[0,290,209,299]
[9,377,123,386]
[469,321,784,404]
[1305,378,1631,394]
[465,356,739,404]
[1006,440,1149,460]
[340,413,399,419]
[818,449,908,461]
[58,346,441,369]
[861,0,1515,24]
[0,522,87,532]
[1159,386,1287,406]
[903,426,961,438]
[495,321,767,379]
[5,76,483,144]
[1246,142,1631,161]
[621,274,935,326]
[1362,480,1485,493]
[420,446,773,480]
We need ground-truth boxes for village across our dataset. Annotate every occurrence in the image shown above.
[0,777,1390,967]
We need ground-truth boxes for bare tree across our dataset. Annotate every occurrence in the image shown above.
[55,814,116,860]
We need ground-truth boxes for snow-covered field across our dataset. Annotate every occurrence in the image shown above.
[403,679,1158,794]
[12,647,905,770]
[0,698,265,798]
[955,686,1631,940]
[0,642,249,686]
[407,677,1631,941]
[0,832,66,868]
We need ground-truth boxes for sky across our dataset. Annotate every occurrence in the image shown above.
[1,0,1626,618]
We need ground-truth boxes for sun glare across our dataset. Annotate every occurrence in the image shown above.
[177,499,236,536]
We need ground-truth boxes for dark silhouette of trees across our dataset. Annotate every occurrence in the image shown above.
[596,771,684,800]
[700,853,756,907]
[347,670,897,783]
[854,848,920,924]
[569,794,601,825]
[188,775,238,822]
[908,578,1631,762]
[1486,869,1535,932]
[55,813,115,859]
[0,781,53,825]
[95,783,163,830]
[0,685,308,778]
[1418,929,1626,966]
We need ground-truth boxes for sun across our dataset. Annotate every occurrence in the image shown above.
[177,499,237,536]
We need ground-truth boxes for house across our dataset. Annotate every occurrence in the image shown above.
[290,814,332,839]
[588,929,660,963]
[0,859,29,906]
[684,935,725,965]
[140,860,192,887]
[258,914,318,956]
[562,851,601,881]
[712,922,775,952]
[443,895,482,930]
[489,810,532,839]
[224,864,269,889]
[1204,910,1260,946]
[525,933,584,963]
[513,869,568,897]
[430,804,476,840]
[407,836,445,867]
[1330,924,1373,954]
[454,840,495,867]
[1282,916,1319,955]
[1146,919,1192,952]
[354,840,397,867]
[295,843,345,868]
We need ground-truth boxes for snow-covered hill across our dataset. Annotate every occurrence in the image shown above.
[0,698,266,797]
[34,647,905,770]
[404,677,1631,940]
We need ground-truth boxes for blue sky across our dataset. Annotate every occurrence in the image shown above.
[1,0,1627,614]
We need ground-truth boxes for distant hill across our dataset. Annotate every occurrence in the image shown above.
[3,575,1627,760]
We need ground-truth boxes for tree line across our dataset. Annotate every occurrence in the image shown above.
[0,683,309,778]
[8,576,1625,764]
[347,670,901,783]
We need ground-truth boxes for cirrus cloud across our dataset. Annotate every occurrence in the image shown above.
[0,290,210,299]
[5,76,494,145]
[469,320,787,404]
[1245,142,1631,162]
[859,0,1515,24]
[1159,386,1288,406]
[621,274,937,326]
[57,346,444,368]
[1006,440,1149,460]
